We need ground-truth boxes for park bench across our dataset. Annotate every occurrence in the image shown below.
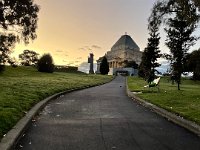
[144,77,161,91]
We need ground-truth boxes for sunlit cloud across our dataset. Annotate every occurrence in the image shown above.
[56,50,63,53]
[76,57,82,60]
[78,62,97,73]
[78,45,101,52]
[14,0,200,66]
[78,48,84,51]
[62,60,68,62]
[92,45,101,49]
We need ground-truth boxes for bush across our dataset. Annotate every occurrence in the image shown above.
[37,54,54,73]
[0,65,5,73]
[100,56,109,75]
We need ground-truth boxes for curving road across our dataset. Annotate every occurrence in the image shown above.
[16,75,200,150]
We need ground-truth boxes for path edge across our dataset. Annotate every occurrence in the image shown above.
[0,78,113,150]
[126,77,200,136]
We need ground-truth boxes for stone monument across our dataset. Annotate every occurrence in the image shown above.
[88,53,94,74]
[96,34,142,75]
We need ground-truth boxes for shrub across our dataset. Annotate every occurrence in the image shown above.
[0,65,5,73]
[37,54,54,73]
[100,56,109,75]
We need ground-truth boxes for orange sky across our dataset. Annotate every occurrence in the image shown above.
[13,0,200,67]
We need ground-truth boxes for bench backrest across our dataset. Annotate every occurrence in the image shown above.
[153,77,161,85]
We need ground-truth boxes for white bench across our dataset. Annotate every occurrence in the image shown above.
[144,77,161,91]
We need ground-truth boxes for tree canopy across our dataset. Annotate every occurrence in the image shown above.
[0,0,39,69]
[151,0,200,90]
[184,49,200,80]
[37,54,54,73]
[139,2,161,82]
[100,56,109,75]
[19,50,39,66]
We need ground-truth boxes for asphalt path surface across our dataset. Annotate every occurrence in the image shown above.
[16,75,200,150]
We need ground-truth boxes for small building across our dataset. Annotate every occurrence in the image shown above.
[97,34,142,75]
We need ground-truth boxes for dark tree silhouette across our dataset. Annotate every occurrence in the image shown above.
[123,60,138,69]
[139,2,161,82]
[184,49,200,80]
[19,50,39,66]
[37,54,54,73]
[151,0,200,90]
[0,0,39,71]
[164,0,199,90]
[193,0,200,9]
[138,49,151,80]
[100,56,109,75]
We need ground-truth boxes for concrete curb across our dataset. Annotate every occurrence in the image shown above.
[0,79,113,150]
[126,77,200,136]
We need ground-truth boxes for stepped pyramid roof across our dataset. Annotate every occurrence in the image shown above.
[111,34,140,51]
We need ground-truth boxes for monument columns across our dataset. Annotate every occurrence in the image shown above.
[110,62,112,68]
[110,61,119,68]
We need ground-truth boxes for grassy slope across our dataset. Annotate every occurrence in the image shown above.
[0,66,113,139]
[128,76,200,125]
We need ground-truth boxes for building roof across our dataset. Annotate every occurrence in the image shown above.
[111,34,140,51]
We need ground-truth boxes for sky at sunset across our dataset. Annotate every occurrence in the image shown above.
[13,0,200,71]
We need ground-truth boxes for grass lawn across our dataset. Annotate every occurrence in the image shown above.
[0,66,113,139]
[128,76,200,125]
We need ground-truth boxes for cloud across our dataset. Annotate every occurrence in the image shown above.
[78,62,97,73]
[56,50,63,53]
[87,47,92,51]
[156,63,170,74]
[79,47,92,51]
[76,57,82,60]
[62,60,68,62]
[78,48,86,51]
[67,62,75,66]
[92,45,101,49]
[78,45,101,51]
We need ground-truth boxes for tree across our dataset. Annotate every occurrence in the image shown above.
[152,0,200,90]
[193,0,200,9]
[100,56,109,75]
[138,2,161,82]
[19,50,39,66]
[0,34,16,71]
[37,54,54,73]
[123,60,138,69]
[184,49,200,80]
[163,0,199,90]
[0,0,39,71]
[138,48,152,80]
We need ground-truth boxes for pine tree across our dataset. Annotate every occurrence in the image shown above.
[100,56,109,75]
[164,0,199,90]
[139,3,161,82]
[139,48,151,80]
[184,49,200,80]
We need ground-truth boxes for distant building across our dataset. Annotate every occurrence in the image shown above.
[96,34,142,75]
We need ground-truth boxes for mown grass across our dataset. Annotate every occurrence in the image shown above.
[128,76,200,125]
[0,66,113,139]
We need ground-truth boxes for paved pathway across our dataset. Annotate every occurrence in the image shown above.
[16,76,200,150]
